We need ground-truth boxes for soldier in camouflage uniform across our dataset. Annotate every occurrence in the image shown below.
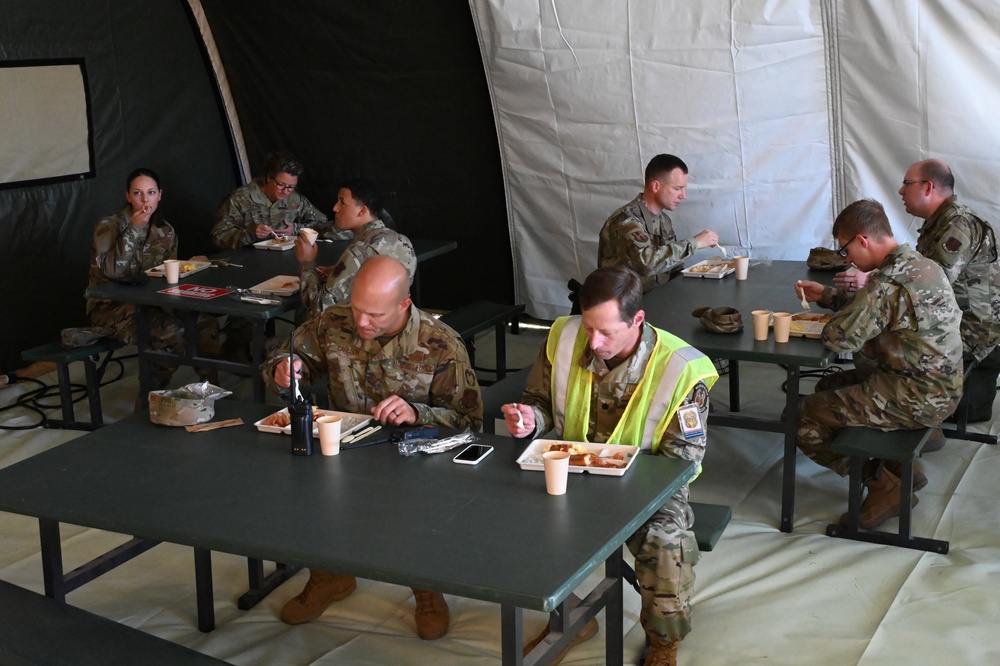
[211,151,349,249]
[797,199,963,529]
[262,256,482,640]
[86,168,219,389]
[598,154,719,293]
[296,178,417,320]
[902,159,1000,421]
[502,266,719,666]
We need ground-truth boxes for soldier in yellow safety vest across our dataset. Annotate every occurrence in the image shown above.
[502,265,718,666]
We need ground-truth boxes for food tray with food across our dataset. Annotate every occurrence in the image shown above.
[254,408,370,437]
[253,237,295,251]
[515,439,640,477]
[145,260,212,278]
[681,259,735,279]
[789,311,833,339]
[249,276,300,296]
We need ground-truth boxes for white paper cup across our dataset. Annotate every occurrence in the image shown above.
[163,259,180,284]
[542,450,570,495]
[751,309,772,341]
[772,312,792,343]
[316,416,342,456]
[734,255,749,280]
[298,228,319,245]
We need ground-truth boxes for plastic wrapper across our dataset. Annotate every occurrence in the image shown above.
[149,381,233,426]
[397,429,478,456]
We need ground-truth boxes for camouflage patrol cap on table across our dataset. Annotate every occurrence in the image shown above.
[806,247,850,271]
[60,327,108,348]
[691,307,744,333]
[149,381,232,426]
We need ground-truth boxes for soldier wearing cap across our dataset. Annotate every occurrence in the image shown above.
[296,177,417,320]
[262,255,482,641]
[502,265,718,666]
[598,154,719,293]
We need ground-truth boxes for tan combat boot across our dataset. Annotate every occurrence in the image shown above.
[523,617,598,664]
[884,459,928,491]
[922,427,946,453]
[858,465,917,529]
[280,570,357,625]
[643,635,679,666]
[411,588,450,640]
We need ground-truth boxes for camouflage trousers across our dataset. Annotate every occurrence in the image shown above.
[625,485,700,643]
[89,301,221,387]
[797,368,923,476]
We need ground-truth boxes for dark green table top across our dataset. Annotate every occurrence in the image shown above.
[0,400,693,613]
[643,260,838,367]
[83,238,456,320]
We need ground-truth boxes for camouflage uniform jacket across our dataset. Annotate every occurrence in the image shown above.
[211,178,348,249]
[85,208,177,315]
[299,220,417,318]
[818,243,963,426]
[598,194,696,292]
[916,196,1000,361]
[521,322,710,466]
[262,303,483,430]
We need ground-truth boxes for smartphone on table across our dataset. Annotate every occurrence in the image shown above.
[453,444,494,465]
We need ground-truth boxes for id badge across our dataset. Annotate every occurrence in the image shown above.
[678,404,704,440]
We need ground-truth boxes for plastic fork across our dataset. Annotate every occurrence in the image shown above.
[716,245,729,259]
[797,281,811,310]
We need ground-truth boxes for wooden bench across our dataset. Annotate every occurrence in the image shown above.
[825,426,948,554]
[0,579,230,665]
[21,339,120,430]
[439,300,525,383]
[942,358,998,445]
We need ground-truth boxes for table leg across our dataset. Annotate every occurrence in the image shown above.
[780,365,801,533]
[251,322,267,403]
[604,550,624,664]
[38,519,66,602]
[193,548,215,632]
[500,604,525,665]
[729,360,741,411]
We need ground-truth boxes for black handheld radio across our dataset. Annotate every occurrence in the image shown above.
[287,330,313,456]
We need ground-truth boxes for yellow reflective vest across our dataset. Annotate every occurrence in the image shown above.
[546,316,718,454]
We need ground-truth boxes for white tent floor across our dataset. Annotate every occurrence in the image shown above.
[2,337,999,665]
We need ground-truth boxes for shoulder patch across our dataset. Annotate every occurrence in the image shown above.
[693,384,710,412]
[944,237,963,253]
[629,230,650,243]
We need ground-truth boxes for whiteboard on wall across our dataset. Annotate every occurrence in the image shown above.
[0,59,94,188]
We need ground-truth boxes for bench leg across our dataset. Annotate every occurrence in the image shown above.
[39,519,67,602]
[194,548,215,632]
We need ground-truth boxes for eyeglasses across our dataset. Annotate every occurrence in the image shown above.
[836,235,862,258]
[271,178,296,192]
[901,179,928,187]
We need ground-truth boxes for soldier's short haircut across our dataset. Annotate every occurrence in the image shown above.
[832,199,893,241]
[918,160,955,193]
[340,177,383,215]
[264,151,305,179]
[579,266,643,322]
[644,154,689,185]
[126,167,165,228]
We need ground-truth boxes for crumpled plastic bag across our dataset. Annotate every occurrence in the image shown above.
[397,429,478,456]
[149,381,232,426]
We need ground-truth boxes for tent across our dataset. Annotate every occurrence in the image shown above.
[2,1,999,365]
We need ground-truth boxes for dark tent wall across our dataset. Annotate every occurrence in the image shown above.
[0,0,239,371]
[2,0,510,373]
[197,0,510,311]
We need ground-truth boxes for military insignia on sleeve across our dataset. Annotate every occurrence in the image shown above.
[693,384,709,412]
[630,230,650,243]
[944,237,963,253]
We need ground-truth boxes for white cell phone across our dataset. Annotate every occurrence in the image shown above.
[453,444,494,465]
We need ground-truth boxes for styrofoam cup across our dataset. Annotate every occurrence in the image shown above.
[163,259,180,284]
[734,255,749,280]
[299,228,319,245]
[542,450,570,495]
[772,312,792,343]
[316,415,341,455]
[751,310,772,341]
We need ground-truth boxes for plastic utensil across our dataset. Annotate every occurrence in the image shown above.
[797,282,811,310]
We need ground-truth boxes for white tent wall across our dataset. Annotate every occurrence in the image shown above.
[470,0,1000,321]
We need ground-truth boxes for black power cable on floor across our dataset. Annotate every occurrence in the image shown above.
[779,364,844,397]
[0,354,133,431]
